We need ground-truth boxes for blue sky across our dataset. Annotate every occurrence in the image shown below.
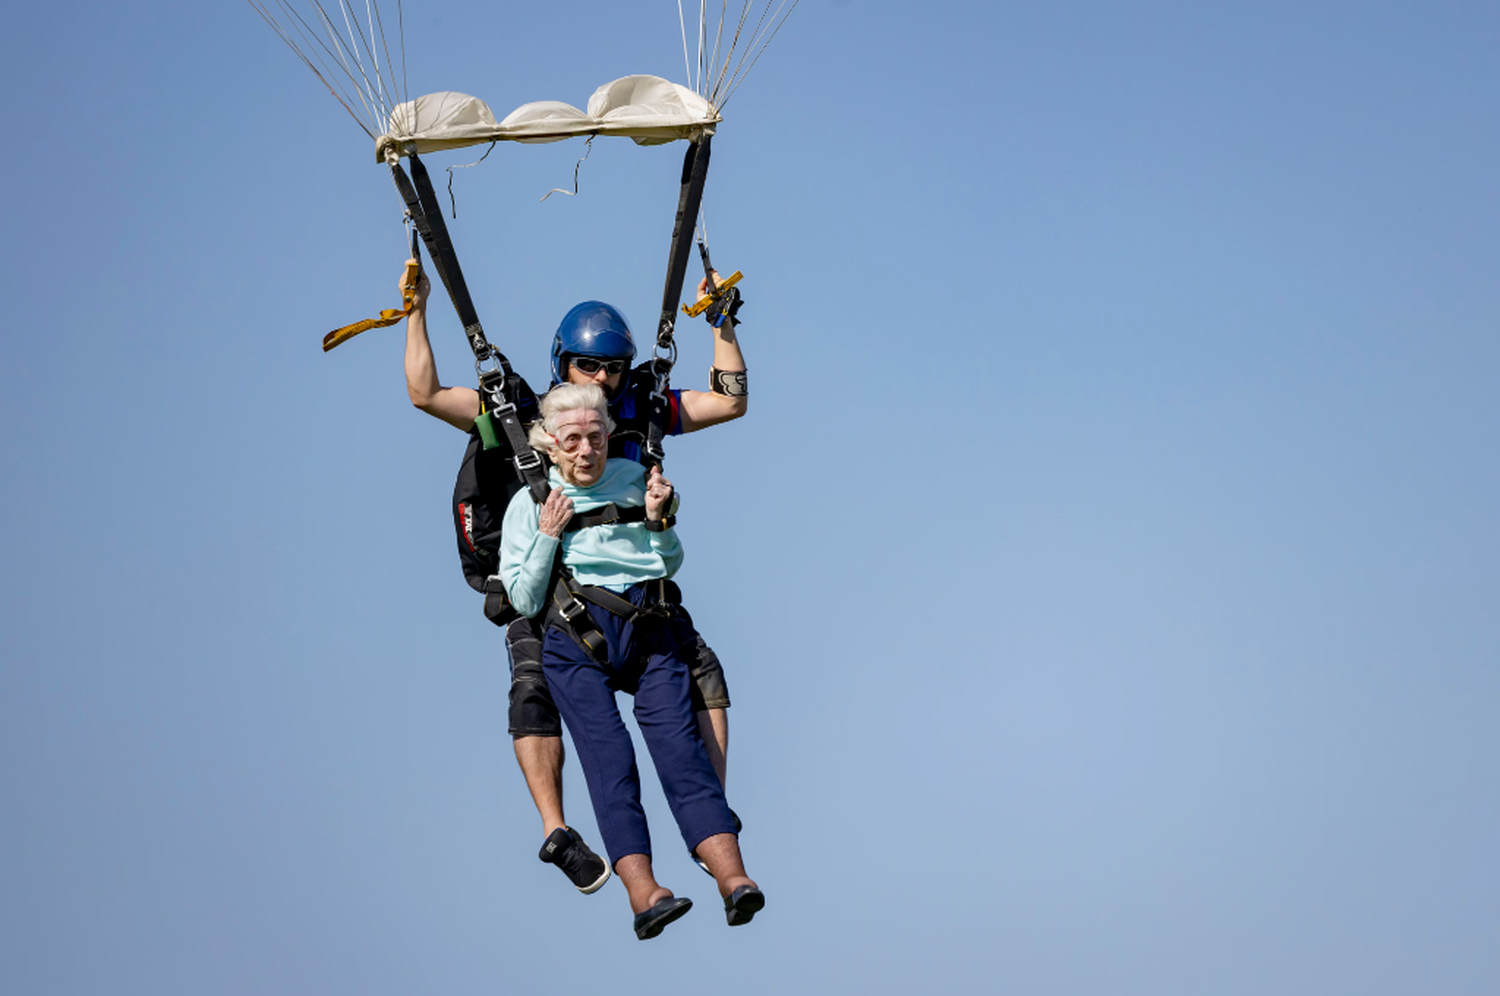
[3,2,1497,993]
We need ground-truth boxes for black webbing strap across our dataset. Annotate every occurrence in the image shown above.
[388,160,477,337]
[389,152,549,504]
[645,135,714,465]
[548,576,610,663]
[546,574,677,664]
[564,503,647,531]
[408,155,497,366]
[481,578,515,628]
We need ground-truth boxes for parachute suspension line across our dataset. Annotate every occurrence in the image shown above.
[540,136,596,203]
[676,1,693,91]
[696,1,708,97]
[248,0,378,138]
[346,0,397,119]
[345,0,378,110]
[396,0,408,109]
[248,1,411,138]
[295,0,381,130]
[707,0,729,102]
[328,1,380,125]
[366,0,405,112]
[710,0,758,103]
[712,0,800,110]
[364,0,384,107]
[324,0,389,125]
[329,0,400,127]
[695,206,711,256]
[446,141,497,218]
[671,0,798,108]
[700,1,710,98]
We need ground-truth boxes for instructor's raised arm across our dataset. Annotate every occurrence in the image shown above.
[678,271,749,433]
[403,262,482,431]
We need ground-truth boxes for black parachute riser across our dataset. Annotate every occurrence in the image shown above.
[404,154,513,377]
[406,156,477,327]
[644,135,713,465]
[655,136,713,362]
[388,154,549,504]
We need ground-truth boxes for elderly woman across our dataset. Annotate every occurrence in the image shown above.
[498,383,763,939]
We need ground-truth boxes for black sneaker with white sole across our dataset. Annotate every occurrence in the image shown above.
[690,809,743,876]
[539,827,611,894]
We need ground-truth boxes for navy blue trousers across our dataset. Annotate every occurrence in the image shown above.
[542,585,736,866]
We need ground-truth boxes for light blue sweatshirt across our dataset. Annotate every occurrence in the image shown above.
[499,458,684,618]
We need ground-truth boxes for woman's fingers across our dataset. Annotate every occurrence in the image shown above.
[539,488,574,537]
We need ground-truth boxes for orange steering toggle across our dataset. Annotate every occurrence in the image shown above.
[322,258,421,352]
[681,270,744,319]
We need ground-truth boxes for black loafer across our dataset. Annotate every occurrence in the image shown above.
[723,885,765,926]
[633,896,693,940]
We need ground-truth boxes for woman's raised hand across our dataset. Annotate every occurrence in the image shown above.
[644,466,674,522]
[539,487,575,537]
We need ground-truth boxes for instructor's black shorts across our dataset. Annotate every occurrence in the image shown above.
[504,605,731,738]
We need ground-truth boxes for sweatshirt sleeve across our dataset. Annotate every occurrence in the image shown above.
[651,527,684,578]
[498,490,560,618]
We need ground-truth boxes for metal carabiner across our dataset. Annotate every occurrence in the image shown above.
[652,339,678,370]
[474,353,503,381]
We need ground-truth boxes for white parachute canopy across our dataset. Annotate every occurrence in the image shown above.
[251,0,799,154]
[375,75,720,161]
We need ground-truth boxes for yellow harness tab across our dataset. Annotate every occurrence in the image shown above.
[322,259,421,352]
[681,270,743,318]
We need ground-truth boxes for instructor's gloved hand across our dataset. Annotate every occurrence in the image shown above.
[705,286,743,329]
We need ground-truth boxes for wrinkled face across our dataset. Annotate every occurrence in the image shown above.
[564,356,626,396]
[548,408,609,486]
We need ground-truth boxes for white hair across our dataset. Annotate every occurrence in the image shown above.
[528,382,616,452]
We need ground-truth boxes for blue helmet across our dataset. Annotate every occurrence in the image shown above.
[550,301,636,385]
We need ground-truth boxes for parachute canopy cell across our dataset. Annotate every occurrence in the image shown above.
[375,75,720,161]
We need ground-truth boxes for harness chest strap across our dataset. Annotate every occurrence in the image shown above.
[564,503,676,533]
[482,497,677,632]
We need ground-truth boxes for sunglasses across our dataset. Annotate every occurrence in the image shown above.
[570,356,629,376]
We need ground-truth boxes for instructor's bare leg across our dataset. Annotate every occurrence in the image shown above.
[514,735,566,835]
[696,708,729,788]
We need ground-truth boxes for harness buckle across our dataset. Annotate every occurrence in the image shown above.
[635,579,673,619]
[474,353,503,382]
[558,596,588,624]
[466,321,493,358]
[513,447,543,473]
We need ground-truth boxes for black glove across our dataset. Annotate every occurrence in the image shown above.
[705,286,744,329]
